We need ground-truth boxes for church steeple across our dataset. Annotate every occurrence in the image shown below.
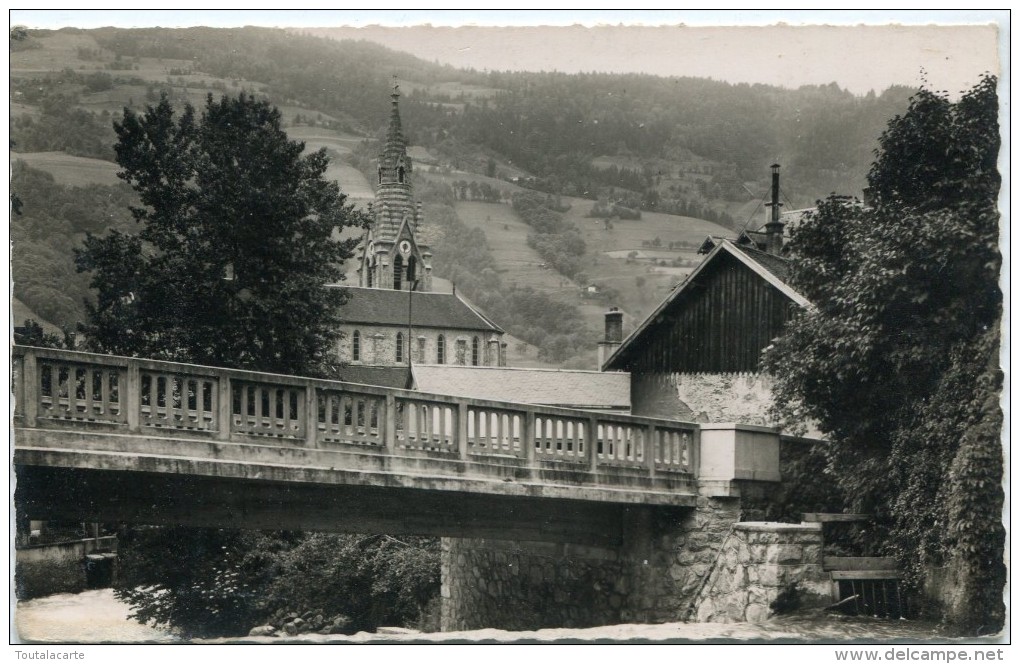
[378,81,410,185]
[357,82,432,292]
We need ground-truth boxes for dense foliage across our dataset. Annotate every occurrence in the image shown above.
[512,191,587,279]
[763,76,1003,633]
[115,527,440,637]
[11,163,136,327]
[75,93,363,376]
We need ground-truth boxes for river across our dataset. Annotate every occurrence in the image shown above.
[14,589,996,644]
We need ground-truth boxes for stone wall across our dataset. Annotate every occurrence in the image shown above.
[692,522,829,623]
[440,498,742,631]
[338,323,500,367]
[631,372,776,424]
[16,536,118,599]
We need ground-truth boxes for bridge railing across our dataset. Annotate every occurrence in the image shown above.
[12,346,699,478]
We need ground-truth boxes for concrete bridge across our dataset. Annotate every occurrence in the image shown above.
[13,346,826,630]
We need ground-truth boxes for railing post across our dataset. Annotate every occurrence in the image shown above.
[216,375,231,440]
[305,382,318,447]
[646,424,657,478]
[21,350,38,427]
[690,426,701,476]
[126,360,140,433]
[586,415,599,473]
[457,401,469,459]
[383,393,396,452]
[523,410,536,465]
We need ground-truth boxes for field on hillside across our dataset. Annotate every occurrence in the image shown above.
[560,195,729,320]
[13,152,121,187]
[453,201,610,335]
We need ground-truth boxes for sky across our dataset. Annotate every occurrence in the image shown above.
[8,9,1006,96]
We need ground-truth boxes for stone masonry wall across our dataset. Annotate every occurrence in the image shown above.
[692,522,829,623]
[338,323,499,367]
[440,538,625,631]
[631,372,776,424]
[440,498,742,631]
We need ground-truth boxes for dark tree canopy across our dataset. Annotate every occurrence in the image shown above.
[76,92,363,376]
[763,75,1002,634]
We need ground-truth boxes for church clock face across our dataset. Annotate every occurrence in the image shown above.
[398,240,412,256]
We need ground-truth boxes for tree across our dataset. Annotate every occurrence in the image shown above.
[75,93,364,377]
[762,75,1002,634]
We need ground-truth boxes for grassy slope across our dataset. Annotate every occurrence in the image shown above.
[12,152,122,187]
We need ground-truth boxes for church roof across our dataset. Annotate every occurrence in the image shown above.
[334,286,503,333]
[411,365,630,410]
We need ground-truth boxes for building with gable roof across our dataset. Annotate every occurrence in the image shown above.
[335,85,506,384]
[602,165,814,427]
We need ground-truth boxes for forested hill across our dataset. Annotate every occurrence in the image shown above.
[10,25,915,364]
[75,26,911,206]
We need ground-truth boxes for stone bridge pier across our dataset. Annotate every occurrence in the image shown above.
[440,424,830,631]
[440,498,741,631]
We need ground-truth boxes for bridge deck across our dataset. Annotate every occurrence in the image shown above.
[12,347,704,519]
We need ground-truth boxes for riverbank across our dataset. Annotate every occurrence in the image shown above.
[15,589,997,645]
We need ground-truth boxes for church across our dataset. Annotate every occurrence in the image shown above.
[333,86,506,387]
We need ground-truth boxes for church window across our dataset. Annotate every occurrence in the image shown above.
[378,167,383,184]
[471,337,480,366]
[396,332,404,363]
[393,255,403,290]
[418,337,426,363]
[407,256,417,286]
[437,335,445,364]
[352,330,361,361]
[398,165,405,183]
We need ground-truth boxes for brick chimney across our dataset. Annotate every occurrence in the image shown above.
[597,307,624,370]
[764,163,784,255]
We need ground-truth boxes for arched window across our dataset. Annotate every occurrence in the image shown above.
[352,330,361,362]
[437,335,445,364]
[396,332,404,363]
[417,337,426,364]
[398,165,405,183]
[393,255,403,290]
[366,265,373,287]
[407,256,417,286]
[471,337,480,366]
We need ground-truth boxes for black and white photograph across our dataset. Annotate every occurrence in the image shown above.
[8,8,1008,655]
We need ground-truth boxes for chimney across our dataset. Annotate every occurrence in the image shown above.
[764,163,784,255]
[597,307,624,370]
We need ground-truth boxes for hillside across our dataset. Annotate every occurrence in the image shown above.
[9,25,914,365]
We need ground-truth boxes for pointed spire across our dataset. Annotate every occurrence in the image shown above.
[379,76,409,181]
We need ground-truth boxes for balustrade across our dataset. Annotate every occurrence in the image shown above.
[12,347,703,481]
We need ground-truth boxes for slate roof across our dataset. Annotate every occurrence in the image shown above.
[731,243,792,283]
[411,365,631,410]
[332,286,503,332]
[340,365,412,389]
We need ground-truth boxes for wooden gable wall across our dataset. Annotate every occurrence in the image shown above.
[623,251,799,374]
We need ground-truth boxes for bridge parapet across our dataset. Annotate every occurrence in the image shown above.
[13,347,701,494]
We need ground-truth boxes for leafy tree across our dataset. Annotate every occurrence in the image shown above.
[763,75,1002,634]
[75,93,364,376]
